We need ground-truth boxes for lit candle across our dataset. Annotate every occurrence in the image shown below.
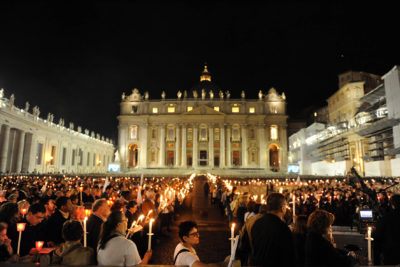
[148,218,155,251]
[35,241,44,252]
[79,186,83,204]
[21,208,27,218]
[279,187,283,194]
[126,214,145,238]
[230,223,235,255]
[292,195,296,223]
[366,226,373,264]
[83,217,87,247]
[16,223,26,256]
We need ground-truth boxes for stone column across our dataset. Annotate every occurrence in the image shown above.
[15,129,25,173]
[28,134,37,173]
[258,124,266,168]
[21,133,33,173]
[118,125,128,169]
[208,125,214,167]
[139,124,148,168]
[0,125,10,173]
[226,125,231,167]
[175,125,180,167]
[193,124,198,168]
[160,125,166,167]
[220,124,225,167]
[181,124,187,167]
[241,125,248,167]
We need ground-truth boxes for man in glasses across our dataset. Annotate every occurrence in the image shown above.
[174,221,228,267]
[8,203,46,257]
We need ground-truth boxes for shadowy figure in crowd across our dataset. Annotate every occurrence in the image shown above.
[52,220,95,265]
[373,194,400,265]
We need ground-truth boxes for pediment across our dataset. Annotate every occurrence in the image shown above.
[183,105,224,115]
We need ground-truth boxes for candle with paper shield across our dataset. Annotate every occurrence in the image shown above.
[16,223,26,255]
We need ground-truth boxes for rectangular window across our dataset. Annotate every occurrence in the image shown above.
[214,106,220,112]
[151,128,157,139]
[214,128,220,141]
[187,106,193,111]
[130,125,138,139]
[36,143,43,165]
[78,149,83,166]
[50,146,56,165]
[168,107,175,113]
[187,128,193,141]
[249,107,255,113]
[232,107,240,113]
[270,125,278,140]
[71,149,76,166]
[152,107,158,113]
[62,147,66,166]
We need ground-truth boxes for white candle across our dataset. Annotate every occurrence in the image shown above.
[83,217,87,247]
[231,223,235,255]
[148,218,155,251]
[17,231,22,255]
[367,226,373,264]
[292,195,296,223]
[16,223,26,256]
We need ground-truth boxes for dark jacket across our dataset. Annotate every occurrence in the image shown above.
[250,213,295,267]
[373,209,400,265]
[305,231,355,267]
[46,209,69,245]
[293,232,306,267]
[8,219,46,257]
[0,244,11,262]
[86,214,104,252]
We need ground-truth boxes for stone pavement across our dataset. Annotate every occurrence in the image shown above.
[151,176,230,265]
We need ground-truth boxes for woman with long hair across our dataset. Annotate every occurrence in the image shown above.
[305,210,356,266]
[97,211,151,266]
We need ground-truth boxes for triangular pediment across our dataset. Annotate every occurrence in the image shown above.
[183,105,224,115]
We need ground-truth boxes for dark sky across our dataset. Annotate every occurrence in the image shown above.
[0,1,399,142]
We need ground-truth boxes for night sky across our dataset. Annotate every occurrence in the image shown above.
[1,2,399,142]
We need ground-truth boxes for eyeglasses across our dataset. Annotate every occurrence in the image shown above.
[188,231,200,237]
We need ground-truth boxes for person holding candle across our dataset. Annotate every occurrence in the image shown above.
[7,203,46,257]
[248,193,295,267]
[305,210,356,267]
[52,220,95,265]
[174,221,229,267]
[97,211,152,266]
[87,199,110,253]
[46,196,73,247]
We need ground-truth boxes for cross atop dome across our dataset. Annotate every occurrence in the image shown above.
[200,63,212,82]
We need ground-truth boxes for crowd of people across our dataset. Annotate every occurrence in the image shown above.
[0,175,191,265]
[205,174,400,266]
[0,173,399,266]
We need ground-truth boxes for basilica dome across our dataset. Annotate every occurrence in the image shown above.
[188,64,221,99]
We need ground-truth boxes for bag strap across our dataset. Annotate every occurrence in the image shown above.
[174,248,190,265]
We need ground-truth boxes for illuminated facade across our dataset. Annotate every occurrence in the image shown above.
[289,67,400,176]
[117,65,288,176]
[0,89,114,174]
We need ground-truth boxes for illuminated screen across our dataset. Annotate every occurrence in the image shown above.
[108,163,120,172]
[360,210,373,219]
[288,164,300,173]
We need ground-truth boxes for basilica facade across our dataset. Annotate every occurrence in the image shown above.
[117,66,288,176]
